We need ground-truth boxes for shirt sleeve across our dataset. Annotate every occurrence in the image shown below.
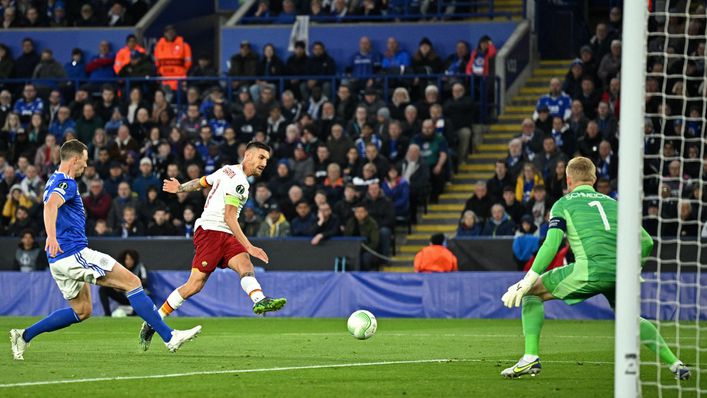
[50,178,76,202]
[203,168,220,187]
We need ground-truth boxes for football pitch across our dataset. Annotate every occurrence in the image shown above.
[0,317,703,397]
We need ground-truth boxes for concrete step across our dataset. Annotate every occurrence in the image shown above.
[448,184,474,193]
[428,203,464,211]
[520,87,551,95]
[460,163,495,171]
[413,224,457,233]
[439,192,474,200]
[497,115,525,122]
[539,59,573,66]
[478,143,508,151]
[406,233,438,241]
[390,255,414,262]
[532,68,566,77]
[422,212,460,220]
[468,151,507,160]
[489,124,521,132]
[504,105,535,113]
[398,245,427,255]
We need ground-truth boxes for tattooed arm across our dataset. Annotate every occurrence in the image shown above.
[162,177,210,194]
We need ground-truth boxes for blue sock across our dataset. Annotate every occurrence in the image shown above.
[23,308,80,342]
[127,287,173,342]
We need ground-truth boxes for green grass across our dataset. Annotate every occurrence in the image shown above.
[0,317,704,397]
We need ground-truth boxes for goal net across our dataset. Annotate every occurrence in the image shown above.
[638,0,706,395]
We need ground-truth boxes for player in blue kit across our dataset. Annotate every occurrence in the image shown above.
[9,140,201,360]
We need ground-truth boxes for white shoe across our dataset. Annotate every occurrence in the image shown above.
[165,325,202,353]
[670,361,691,380]
[9,329,28,360]
[501,356,542,378]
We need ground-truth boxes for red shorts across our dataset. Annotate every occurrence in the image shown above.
[191,227,247,273]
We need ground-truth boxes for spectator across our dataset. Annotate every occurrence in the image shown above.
[49,3,68,27]
[75,103,103,144]
[360,87,386,117]
[533,78,572,121]
[118,205,145,237]
[381,37,411,71]
[466,35,496,77]
[64,48,87,83]
[546,159,568,204]
[147,208,179,236]
[597,40,621,86]
[505,138,528,181]
[443,83,474,160]
[456,210,481,237]
[462,179,493,221]
[344,203,380,271]
[411,37,444,96]
[233,102,263,143]
[534,104,552,134]
[362,182,395,254]
[275,0,297,23]
[291,200,318,236]
[380,120,408,165]
[512,215,540,268]
[575,76,601,120]
[577,121,603,162]
[117,50,155,84]
[99,250,148,316]
[399,143,430,224]
[501,185,527,225]
[326,123,353,166]
[19,165,41,201]
[517,118,544,160]
[596,140,618,183]
[188,54,218,92]
[256,45,285,92]
[106,2,132,26]
[549,116,575,158]
[595,101,618,145]
[444,40,471,76]
[526,184,548,227]
[413,233,458,273]
[596,177,617,200]
[83,179,112,222]
[0,90,12,125]
[229,41,259,94]
[562,58,584,98]
[567,100,589,140]
[114,34,145,75]
[238,204,261,237]
[154,25,192,91]
[3,184,32,224]
[75,3,100,26]
[6,205,36,236]
[590,22,612,63]
[415,85,440,121]
[131,158,160,201]
[579,45,598,82]
[481,203,515,236]
[14,84,44,126]
[137,185,167,225]
[363,142,389,179]
[389,87,411,122]
[412,119,448,201]
[311,202,341,245]
[14,39,40,80]
[349,36,380,92]
[515,163,544,204]
[487,159,512,202]
[381,165,409,218]
[107,181,138,227]
[534,135,568,181]
[14,229,47,272]
[2,6,21,28]
[257,203,291,238]
[601,77,621,119]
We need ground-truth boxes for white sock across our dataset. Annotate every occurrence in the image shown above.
[670,361,684,372]
[522,354,539,362]
[241,276,265,303]
[159,290,186,318]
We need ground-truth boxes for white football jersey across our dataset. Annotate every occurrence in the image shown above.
[194,164,250,234]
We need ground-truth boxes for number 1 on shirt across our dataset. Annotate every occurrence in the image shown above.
[588,200,610,231]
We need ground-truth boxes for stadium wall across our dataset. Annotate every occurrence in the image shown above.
[1,28,135,66]
[1,271,705,320]
[219,21,518,73]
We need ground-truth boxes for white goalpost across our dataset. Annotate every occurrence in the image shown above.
[617,0,706,396]
[615,0,647,396]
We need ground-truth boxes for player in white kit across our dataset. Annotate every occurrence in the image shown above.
[139,141,286,351]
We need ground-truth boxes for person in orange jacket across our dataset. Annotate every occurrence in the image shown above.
[114,34,146,74]
[413,233,458,273]
[154,25,192,91]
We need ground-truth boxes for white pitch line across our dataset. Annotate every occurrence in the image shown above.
[0,358,616,389]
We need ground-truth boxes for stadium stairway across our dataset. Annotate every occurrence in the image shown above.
[383,59,571,272]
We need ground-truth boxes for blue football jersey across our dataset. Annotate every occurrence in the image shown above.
[43,172,88,263]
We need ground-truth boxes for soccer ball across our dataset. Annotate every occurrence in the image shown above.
[347,310,377,340]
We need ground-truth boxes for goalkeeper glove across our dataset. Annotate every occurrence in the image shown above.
[501,270,540,308]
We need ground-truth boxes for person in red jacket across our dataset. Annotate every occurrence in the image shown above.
[154,25,192,91]
[413,233,458,273]
[114,34,146,75]
[466,35,497,77]
[83,179,112,223]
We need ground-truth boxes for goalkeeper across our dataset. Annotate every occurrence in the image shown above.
[500,157,690,380]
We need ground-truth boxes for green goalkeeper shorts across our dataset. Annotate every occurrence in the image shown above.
[541,262,616,306]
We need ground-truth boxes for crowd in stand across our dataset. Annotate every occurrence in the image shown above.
[246,0,483,22]
[0,23,501,270]
[458,5,707,248]
[1,0,152,28]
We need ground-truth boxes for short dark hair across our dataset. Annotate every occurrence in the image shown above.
[118,249,140,265]
[246,141,272,153]
[60,139,87,161]
[430,233,445,246]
